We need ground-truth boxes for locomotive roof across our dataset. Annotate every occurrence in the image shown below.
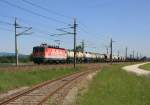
[34,45,66,50]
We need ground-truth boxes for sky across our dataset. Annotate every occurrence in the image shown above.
[0,0,150,57]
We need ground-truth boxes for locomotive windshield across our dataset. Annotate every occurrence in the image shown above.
[33,47,44,52]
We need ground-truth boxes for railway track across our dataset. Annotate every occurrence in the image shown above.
[0,63,106,72]
[0,69,97,105]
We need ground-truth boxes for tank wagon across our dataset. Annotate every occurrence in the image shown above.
[32,44,107,64]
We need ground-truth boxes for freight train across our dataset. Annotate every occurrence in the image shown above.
[32,44,126,64]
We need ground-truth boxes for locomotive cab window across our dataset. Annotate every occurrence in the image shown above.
[33,47,44,52]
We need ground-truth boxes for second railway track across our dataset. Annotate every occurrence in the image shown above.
[0,68,98,105]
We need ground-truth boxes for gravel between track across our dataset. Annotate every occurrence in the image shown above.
[0,63,103,105]
[122,62,150,76]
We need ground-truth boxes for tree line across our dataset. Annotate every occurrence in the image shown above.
[0,55,32,63]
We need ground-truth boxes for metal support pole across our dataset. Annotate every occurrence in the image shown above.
[73,18,77,68]
[117,50,120,57]
[81,40,84,53]
[106,48,109,55]
[125,47,128,59]
[110,39,112,63]
[133,50,135,59]
[137,52,139,60]
[15,17,18,66]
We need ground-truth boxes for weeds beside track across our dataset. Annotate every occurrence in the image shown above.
[0,67,100,105]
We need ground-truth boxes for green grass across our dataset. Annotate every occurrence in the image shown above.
[0,67,80,93]
[75,64,150,105]
[139,63,150,71]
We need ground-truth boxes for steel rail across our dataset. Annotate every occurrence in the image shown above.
[0,69,93,105]
[38,70,92,105]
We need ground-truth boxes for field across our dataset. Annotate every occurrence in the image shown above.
[0,66,80,93]
[0,63,102,93]
[139,63,150,71]
[75,63,150,105]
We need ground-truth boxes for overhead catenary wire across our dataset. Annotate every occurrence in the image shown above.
[0,1,102,54]
[0,17,70,38]
[0,20,14,26]
[0,20,33,30]
[22,0,96,35]
[0,1,102,36]
[78,26,89,34]
[0,0,69,25]
[21,0,100,39]
[23,0,101,40]
[0,27,13,32]
[0,2,74,38]
[1,22,49,40]
[17,19,53,35]
[0,15,56,31]
[22,0,72,20]
[0,0,99,39]
[15,18,57,35]
[78,25,102,40]
[1,16,60,37]
[0,15,15,19]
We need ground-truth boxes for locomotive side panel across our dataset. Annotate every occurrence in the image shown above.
[45,48,67,60]
[33,46,67,64]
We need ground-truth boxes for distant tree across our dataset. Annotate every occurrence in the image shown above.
[0,56,15,63]
[0,55,32,63]
[29,54,33,61]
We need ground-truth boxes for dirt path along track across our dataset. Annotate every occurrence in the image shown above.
[122,62,150,76]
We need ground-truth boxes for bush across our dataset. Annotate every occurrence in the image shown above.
[0,55,32,63]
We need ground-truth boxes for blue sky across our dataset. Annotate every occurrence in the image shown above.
[0,0,150,57]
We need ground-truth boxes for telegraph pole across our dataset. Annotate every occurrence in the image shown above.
[106,48,109,55]
[52,19,77,68]
[133,50,135,59]
[132,50,135,62]
[117,50,120,57]
[81,40,84,53]
[14,17,18,66]
[14,17,32,66]
[117,50,120,61]
[73,18,77,68]
[125,47,128,59]
[110,38,113,64]
[137,52,139,59]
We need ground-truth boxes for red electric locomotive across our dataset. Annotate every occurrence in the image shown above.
[33,44,67,64]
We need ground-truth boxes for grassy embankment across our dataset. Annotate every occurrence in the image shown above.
[139,63,150,71]
[75,64,150,105]
[0,66,80,93]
